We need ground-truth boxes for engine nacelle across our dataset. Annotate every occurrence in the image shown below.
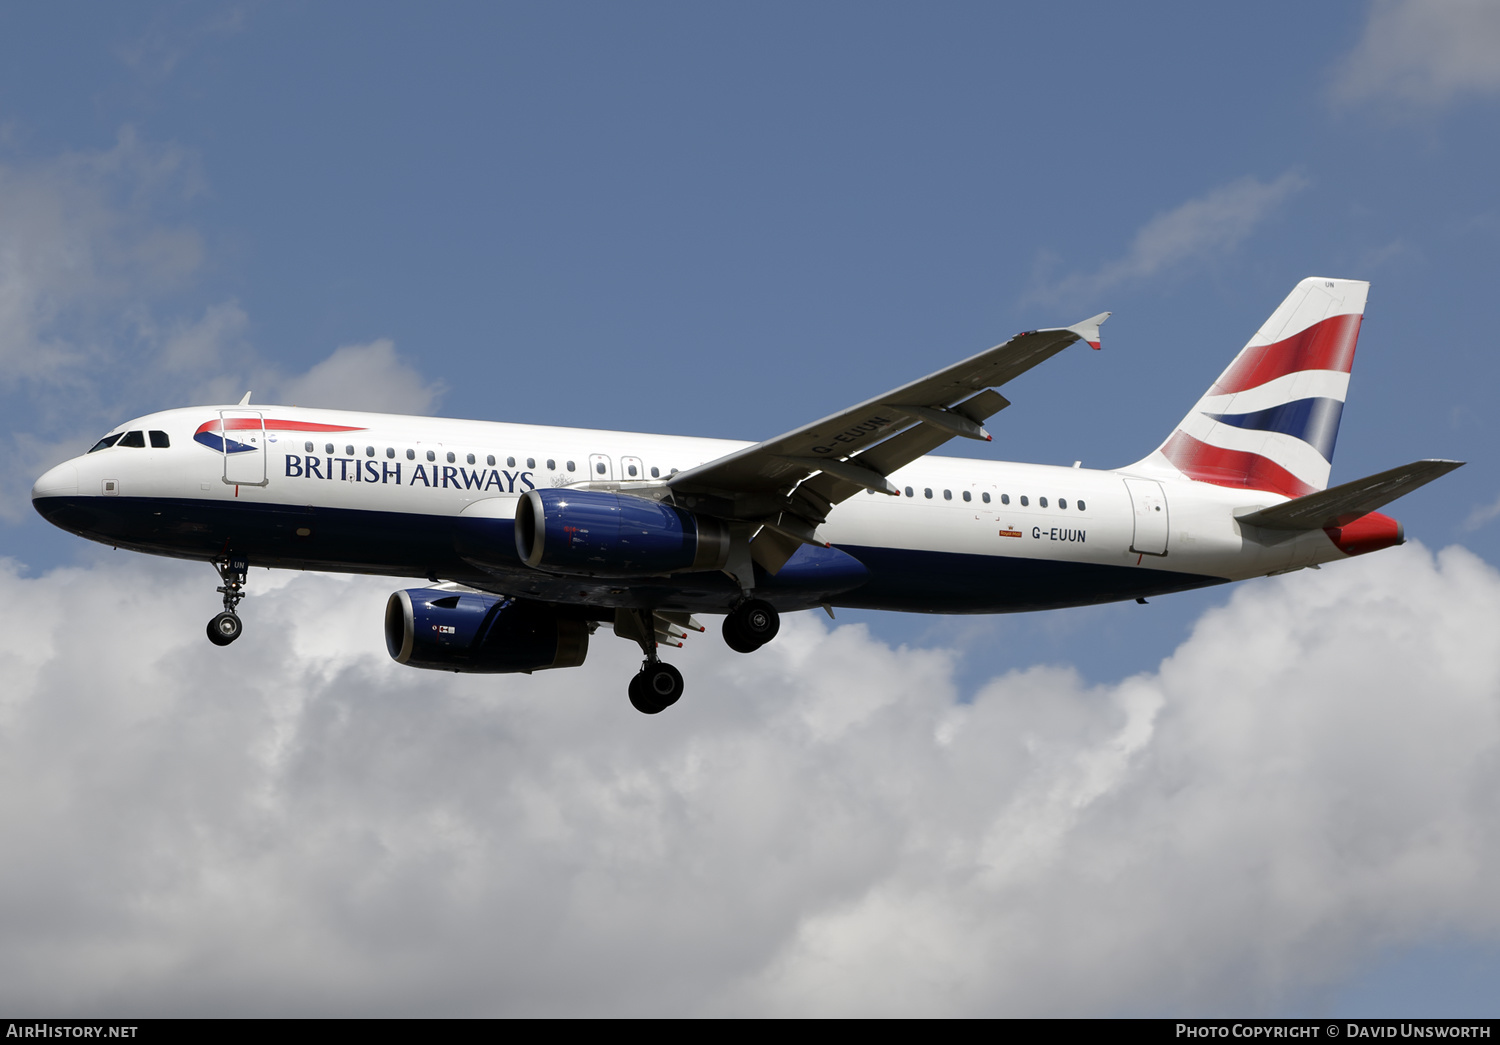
[384,589,589,673]
[514,488,730,576]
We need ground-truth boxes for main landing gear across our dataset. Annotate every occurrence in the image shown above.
[617,608,688,715]
[206,556,249,647]
[617,602,780,714]
[629,660,685,715]
[722,598,779,654]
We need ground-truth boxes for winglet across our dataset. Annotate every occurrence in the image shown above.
[1068,312,1110,351]
[238,391,253,406]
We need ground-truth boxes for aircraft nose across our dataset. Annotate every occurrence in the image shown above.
[32,462,79,502]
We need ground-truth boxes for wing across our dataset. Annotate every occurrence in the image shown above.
[667,313,1109,576]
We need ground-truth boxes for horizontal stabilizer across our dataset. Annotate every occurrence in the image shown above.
[1235,459,1464,531]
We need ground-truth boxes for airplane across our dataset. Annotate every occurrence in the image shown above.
[31,277,1462,714]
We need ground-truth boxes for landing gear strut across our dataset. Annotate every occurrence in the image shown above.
[722,598,779,654]
[620,608,686,714]
[206,556,248,647]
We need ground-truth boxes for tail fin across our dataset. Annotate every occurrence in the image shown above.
[1131,277,1369,498]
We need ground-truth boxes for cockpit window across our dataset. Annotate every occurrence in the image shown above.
[87,434,123,453]
[118,431,146,448]
[149,430,170,448]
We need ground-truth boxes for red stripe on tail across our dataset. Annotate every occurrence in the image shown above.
[1159,430,1317,498]
[1210,313,1362,395]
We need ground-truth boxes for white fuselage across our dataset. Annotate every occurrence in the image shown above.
[33,404,1353,617]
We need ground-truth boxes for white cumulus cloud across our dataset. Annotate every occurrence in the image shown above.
[1027,172,1307,305]
[0,133,443,519]
[1462,491,1500,533]
[1332,0,1500,108]
[275,339,446,415]
[0,541,1496,1015]
[0,126,204,384]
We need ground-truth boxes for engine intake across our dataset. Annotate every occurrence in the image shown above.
[384,589,589,673]
[514,488,730,576]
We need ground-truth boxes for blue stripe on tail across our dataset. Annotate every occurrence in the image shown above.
[1204,397,1345,463]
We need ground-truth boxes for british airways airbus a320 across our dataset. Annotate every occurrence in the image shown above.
[32,278,1461,713]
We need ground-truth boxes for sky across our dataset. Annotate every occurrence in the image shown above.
[0,0,1497,1017]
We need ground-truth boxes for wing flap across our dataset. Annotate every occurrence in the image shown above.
[798,390,1013,507]
[1235,459,1464,530]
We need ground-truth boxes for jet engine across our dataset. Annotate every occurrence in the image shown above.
[513,488,730,576]
[384,589,590,673]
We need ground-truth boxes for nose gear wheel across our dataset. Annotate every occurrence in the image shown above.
[206,556,249,646]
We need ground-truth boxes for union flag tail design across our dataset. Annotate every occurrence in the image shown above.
[1134,277,1368,498]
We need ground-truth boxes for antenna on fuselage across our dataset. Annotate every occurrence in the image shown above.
[238,391,252,406]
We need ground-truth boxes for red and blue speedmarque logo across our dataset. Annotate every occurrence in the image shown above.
[193,418,366,454]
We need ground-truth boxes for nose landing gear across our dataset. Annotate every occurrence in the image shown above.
[206,556,248,647]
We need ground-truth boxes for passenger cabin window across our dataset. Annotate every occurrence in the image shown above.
[1077,500,1087,511]
[962,490,971,502]
[407,449,415,460]
[466,453,475,465]
[1020,496,1029,506]
[119,431,146,448]
[305,441,314,453]
[1039,496,1048,508]
[650,466,659,478]
[326,443,335,454]
[626,463,638,476]
[596,461,606,474]
[446,452,455,463]
[527,458,535,469]
[905,486,913,497]
[87,434,122,453]
[487,455,495,466]
[507,457,516,467]
[346,445,356,456]
[386,447,395,458]
[548,459,557,470]
[1058,498,1067,509]
[366,446,375,457]
[426,450,435,462]
[982,492,991,503]
[943,489,952,500]
[1000,494,1009,505]
[567,461,576,472]
[924,488,933,499]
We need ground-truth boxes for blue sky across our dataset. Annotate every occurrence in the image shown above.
[2,1,1498,1017]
